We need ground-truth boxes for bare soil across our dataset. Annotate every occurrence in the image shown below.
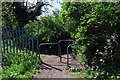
[34,54,80,78]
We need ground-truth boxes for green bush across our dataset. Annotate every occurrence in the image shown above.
[73,2,120,78]
[25,16,71,54]
[2,49,42,79]
[60,2,120,78]
[25,16,68,43]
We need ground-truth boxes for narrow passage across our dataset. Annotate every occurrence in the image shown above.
[34,54,79,78]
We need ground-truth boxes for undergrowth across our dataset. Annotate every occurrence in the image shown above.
[2,49,42,79]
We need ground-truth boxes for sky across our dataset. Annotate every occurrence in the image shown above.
[25,0,62,17]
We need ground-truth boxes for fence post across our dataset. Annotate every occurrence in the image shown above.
[9,27,12,53]
[36,23,40,53]
[16,28,18,53]
[25,28,28,53]
[12,28,15,53]
[6,27,9,53]
[28,27,31,54]
[0,27,2,55]
[32,28,34,54]
[2,27,5,54]
[37,23,40,54]
[18,27,21,53]
[15,28,17,53]
[22,27,24,53]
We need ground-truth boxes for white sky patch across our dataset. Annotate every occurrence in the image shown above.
[24,0,62,17]
[25,0,37,4]
[2,0,119,2]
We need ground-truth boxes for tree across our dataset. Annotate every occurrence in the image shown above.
[2,0,60,27]
[2,2,18,27]
[2,2,44,27]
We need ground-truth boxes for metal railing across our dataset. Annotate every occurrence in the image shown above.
[39,39,74,67]
[58,39,74,62]
[39,43,58,59]
[67,44,75,67]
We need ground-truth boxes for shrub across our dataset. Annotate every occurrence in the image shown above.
[60,2,120,78]
[2,49,42,79]
[72,2,120,78]
[25,15,71,54]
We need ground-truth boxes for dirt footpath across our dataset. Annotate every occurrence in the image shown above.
[34,54,79,78]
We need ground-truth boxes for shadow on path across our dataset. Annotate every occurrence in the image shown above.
[40,62,62,71]
[34,54,79,78]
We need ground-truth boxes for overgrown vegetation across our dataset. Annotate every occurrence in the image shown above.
[2,49,42,79]
[24,2,120,78]
[25,15,71,43]
[2,28,42,79]
[60,2,120,79]
[25,16,71,54]
[2,1,120,79]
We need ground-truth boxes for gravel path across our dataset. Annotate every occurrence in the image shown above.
[34,54,79,78]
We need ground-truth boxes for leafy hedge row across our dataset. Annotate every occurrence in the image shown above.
[60,2,120,78]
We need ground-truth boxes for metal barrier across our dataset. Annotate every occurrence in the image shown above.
[39,43,58,59]
[39,39,74,64]
[58,40,74,62]
[67,44,75,67]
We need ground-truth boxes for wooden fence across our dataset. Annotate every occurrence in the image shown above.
[2,26,40,54]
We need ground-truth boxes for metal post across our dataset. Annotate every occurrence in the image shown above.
[37,22,40,53]
[25,28,28,53]
[16,28,18,53]
[28,27,30,53]
[6,28,8,53]
[2,27,5,54]
[32,32,34,54]
[22,27,24,53]
[58,44,62,62]
[38,40,74,64]
[39,43,58,60]
[18,27,21,53]
[12,28,15,53]
[58,40,73,62]
[9,28,13,52]
[67,44,74,67]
